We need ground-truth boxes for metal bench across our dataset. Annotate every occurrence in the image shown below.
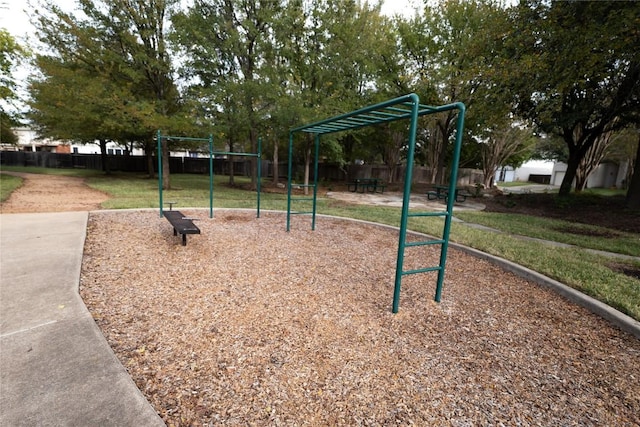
[348,178,386,193]
[163,206,200,246]
[427,186,469,203]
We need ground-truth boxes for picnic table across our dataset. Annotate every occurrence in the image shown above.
[427,185,469,203]
[347,178,386,193]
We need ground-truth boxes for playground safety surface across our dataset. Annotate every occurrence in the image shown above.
[79,209,640,426]
[2,172,638,426]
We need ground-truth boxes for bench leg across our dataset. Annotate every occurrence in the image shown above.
[182,233,187,246]
[173,228,177,236]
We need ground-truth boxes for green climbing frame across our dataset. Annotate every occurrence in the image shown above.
[286,93,466,312]
[157,130,262,219]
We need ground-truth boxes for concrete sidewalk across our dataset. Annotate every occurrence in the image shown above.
[0,212,164,426]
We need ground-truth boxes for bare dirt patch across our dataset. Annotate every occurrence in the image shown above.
[80,210,640,426]
[0,172,109,213]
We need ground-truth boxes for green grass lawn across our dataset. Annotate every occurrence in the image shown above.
[0,173,23,202]
[497,181,540,187]
[454,211,640,257]
[3,167,639,321]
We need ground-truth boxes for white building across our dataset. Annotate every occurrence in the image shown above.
[4,127,141,155]
[495,160,554,184]
[4,127,205,158]
[496,159,628,189]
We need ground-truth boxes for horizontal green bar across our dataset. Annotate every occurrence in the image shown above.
[291,94,465,136]
[160,135,210,142]
[408,211,448,218]
[384,106,413,114]
[212,151,260,157]
[404,239,445,247]
[402,266,442,276]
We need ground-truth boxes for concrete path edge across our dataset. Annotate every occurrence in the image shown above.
[0,212,165,427]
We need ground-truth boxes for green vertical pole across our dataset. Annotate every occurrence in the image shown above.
[257,136,262,218]
[311,134,320,230]
[209,134,214,218]
[392,94,421,313]
[434,102,466,302]
[286,131,294,231]
[157,129,163,217]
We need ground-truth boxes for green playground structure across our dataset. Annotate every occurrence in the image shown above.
[286,93,466,312]
[156,130,262,219]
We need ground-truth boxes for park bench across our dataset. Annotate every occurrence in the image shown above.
[163,203,200,246]
[427,185,470,203]
[348,178,386,193]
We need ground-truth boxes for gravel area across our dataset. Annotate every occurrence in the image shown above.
[80,210,640,427]
[0,172,108,213]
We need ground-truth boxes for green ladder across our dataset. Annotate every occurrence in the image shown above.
[285,94,466,312]
[392,101,465,312]
[286,134,320,231]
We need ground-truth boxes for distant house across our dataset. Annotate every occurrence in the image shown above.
[2,127,71,153]
[551,162,628,189]
[2,127,206,158]
[3,127,137,155]
[495,160,554,184]
[497,159,628,189]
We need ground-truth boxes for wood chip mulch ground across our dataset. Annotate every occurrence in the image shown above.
[80,210,640,427]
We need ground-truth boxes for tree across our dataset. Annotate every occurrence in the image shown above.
[507,0,640,196]
[276,0,396,191]
[574,128,616,191]
[397,0,512,184]
[173,0,284,190]
[29,0,183,184]
[480,124,535,188]
[0,28,28,145]
[627,130,640,209]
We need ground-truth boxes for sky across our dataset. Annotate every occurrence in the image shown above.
[1,0,418,113]
[2,0,419,42]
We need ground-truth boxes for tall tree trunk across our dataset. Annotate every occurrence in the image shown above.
[145,140,154,178]
[626,132,640,209]
[435,128,447,185]
[162,139,170,190]
[303,135,312,196]
[575,130,614,191]
[99,139,111,175]
[384,129,403,184]
[426,123,443,184]
[249,125,257,190]
[559,150,581,196]
[272,140,279,185]
[228,133,235,186]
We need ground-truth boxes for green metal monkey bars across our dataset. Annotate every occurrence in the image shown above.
[286,93,466,312]
[157,130,262,219]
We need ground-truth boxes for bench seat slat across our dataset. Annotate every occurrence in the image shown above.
[163,211,201,234]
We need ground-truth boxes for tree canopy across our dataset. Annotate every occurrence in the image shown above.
[0,28,28,145]
[12,0,640,205]
[506,0,640,196]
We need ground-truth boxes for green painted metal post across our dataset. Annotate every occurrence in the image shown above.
[209,134,214,218]
[392,94,420,313]
[157,129,163,217]
[257,137,262,218]
[286,131,294,231]
[434,103,466,302]
[311,134,320,230]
